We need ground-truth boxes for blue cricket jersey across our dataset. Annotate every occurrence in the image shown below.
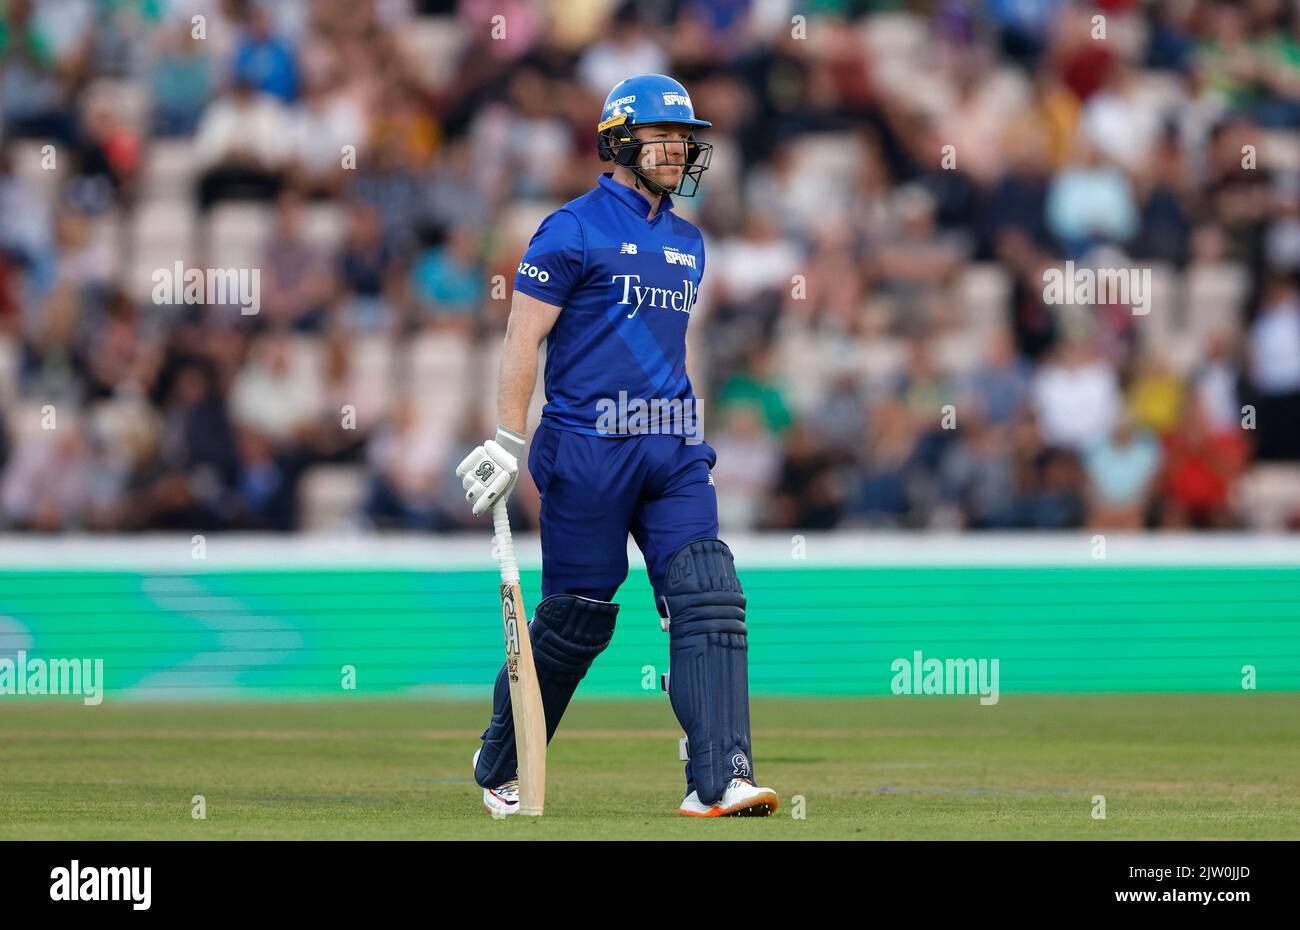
[513,172,705,437]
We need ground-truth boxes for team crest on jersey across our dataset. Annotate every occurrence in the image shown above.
[663,246,697,269]
[620,242,638,254]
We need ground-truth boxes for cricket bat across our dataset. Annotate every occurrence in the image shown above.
[491,499,546,815]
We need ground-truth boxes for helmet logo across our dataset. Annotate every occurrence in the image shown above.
[597,114,628,132]
[662,92,690,107]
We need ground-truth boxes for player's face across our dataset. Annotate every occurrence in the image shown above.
[635,124,693,190]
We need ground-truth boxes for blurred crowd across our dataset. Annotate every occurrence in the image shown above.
[1,0,1299,534]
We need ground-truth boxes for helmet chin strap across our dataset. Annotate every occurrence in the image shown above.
[633,168,672,198]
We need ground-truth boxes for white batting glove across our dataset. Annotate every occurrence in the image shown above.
[455,426,526,517]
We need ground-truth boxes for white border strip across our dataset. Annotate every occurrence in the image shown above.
[0,532,1297,569]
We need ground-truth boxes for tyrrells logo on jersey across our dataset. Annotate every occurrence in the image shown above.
[610,274,698,320]
[663,246,697,269]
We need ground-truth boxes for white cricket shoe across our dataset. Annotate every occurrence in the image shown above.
[678,778,779,817]
[472,748,519,817]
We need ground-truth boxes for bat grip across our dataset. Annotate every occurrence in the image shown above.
[492,499,519,584]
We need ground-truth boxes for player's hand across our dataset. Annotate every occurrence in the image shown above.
[455,427,526,517]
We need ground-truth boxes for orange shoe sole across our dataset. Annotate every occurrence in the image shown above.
[679,789,779,817]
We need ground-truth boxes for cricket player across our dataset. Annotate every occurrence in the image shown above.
[456,74,778,818]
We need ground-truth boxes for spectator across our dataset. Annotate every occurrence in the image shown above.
[938,411,1017,529]
[228,333,321,449]
[1192,330,1243,434]
[1045,139,1140,256]
[1085,415,1161,529]
[289,70,366,197]
[1128,353,1186,437]
[1,423,90,530]
[259,194,336,330]
[352,141,429,255]
[959,328,1033,427]
[149,17,213,136]
[365,395,453,530]
[716,347,794,437]
[808,370,869,457]
[768,420,844,529]
[576,8,668,96]
[69,96,141,211]
[709,402,781,530]
[410,228,485,326]
[1080,61,1164,175]
[1032,338,1123,452]
[1159,397,1248,528]
[0,0,83,143]
[158,359,239,496]
[194,77,292,212]
[853,399,918,527]
[0,147,56,288]
[311,328,385,459]
[998,413,1086,528]
[232,6,299,103]
[337,202,397,332]
[1245,275,1300,460]
[234,427,302,531]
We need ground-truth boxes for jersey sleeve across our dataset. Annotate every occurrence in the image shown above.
[514,209,585,308]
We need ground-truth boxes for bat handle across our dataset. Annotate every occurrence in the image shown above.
[492,499,519,585]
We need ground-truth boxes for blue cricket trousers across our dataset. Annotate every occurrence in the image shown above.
[527,421,720,606]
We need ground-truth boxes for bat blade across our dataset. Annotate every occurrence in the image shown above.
[501,581,546,815]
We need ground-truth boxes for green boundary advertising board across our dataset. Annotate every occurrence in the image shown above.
[2,543,1297,699]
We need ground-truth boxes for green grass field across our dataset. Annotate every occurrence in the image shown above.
[2,694,1298,839]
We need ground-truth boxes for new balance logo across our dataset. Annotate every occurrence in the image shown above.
[663,246,697,269]
[620,242,638,255]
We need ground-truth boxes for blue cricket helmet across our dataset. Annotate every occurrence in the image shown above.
[598,73,712,129]
[597,74,712,197]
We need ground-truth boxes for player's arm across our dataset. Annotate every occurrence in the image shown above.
[456,292,558,516]
[457,209,582,516]
[498,291,561,435]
